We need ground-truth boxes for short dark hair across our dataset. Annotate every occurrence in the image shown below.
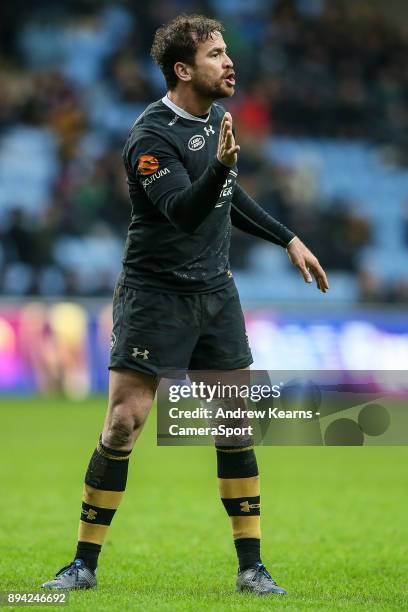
[151,14,225,90]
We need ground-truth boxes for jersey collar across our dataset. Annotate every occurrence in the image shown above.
[162,94,210,123]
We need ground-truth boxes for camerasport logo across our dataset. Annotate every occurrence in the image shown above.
[188,135,205,151]
[137,154,160,175]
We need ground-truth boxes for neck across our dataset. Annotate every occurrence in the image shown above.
[167,88,212,117]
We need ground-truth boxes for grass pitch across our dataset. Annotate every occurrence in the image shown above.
[0,396,407,611]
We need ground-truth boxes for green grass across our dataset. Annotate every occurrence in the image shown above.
[0,396,407,611]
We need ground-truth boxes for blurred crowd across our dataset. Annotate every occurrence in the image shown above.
[0,0,407,301]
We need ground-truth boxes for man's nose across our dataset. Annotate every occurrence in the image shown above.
[224,54,233,69]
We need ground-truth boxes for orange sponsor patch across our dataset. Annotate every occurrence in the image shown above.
[137,154,159,175]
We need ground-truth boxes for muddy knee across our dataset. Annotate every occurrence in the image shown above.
[103,404,148,448]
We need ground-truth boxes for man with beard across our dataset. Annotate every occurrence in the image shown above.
[42,14,328,596]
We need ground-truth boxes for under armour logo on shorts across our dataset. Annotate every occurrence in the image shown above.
[132,347,150,360]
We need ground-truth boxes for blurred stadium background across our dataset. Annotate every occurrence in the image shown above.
[1,0,408,395]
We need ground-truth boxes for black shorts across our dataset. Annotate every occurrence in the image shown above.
[109,281,253,378]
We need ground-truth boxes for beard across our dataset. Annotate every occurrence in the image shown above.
[191,71,234,100]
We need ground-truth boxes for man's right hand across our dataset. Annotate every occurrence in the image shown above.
[217,112,240,168]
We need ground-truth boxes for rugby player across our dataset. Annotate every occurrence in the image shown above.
[42,14,329,596]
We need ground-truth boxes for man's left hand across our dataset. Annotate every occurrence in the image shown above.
[286,237,329,293]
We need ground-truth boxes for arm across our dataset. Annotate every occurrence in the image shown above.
[130,137,230,234]
[129,114,238,234]
[231,183,329,293]
[231,183,296,247]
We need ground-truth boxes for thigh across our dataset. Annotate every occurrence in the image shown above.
[108,367,158,412]
[190,283,253,370]
[109,284,201,377]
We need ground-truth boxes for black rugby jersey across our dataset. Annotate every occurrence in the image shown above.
[121,95,295,293]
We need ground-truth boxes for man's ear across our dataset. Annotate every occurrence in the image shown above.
[174,62,192,83]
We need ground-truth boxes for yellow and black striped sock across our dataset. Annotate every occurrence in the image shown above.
[75,435,131,570]
[216,443,261,571]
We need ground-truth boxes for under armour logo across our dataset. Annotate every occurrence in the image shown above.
[81,508,97,521]
[240,500,261,513]
[132,347,150,360]
[204,125,215,136]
